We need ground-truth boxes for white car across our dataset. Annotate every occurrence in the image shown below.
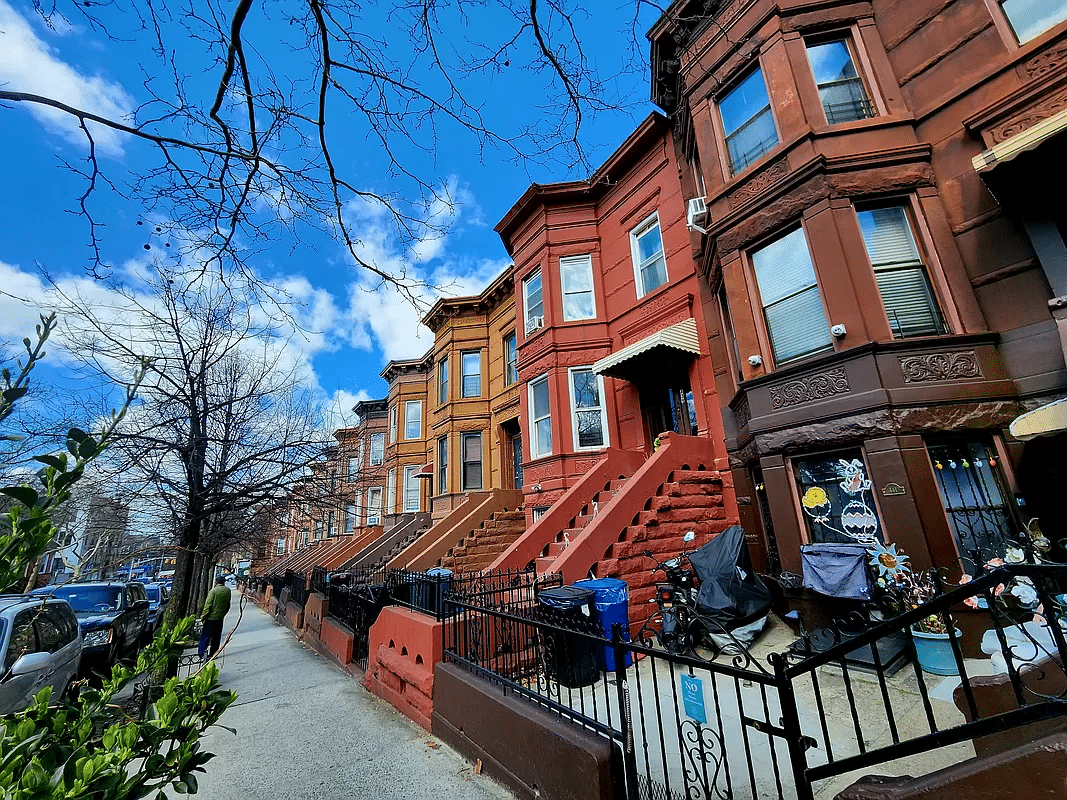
[0,595,82,714]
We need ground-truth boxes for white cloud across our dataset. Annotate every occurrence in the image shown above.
[0,0,133,155]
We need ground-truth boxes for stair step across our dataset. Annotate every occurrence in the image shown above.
[545,540,568,557]
[535,555,556,575]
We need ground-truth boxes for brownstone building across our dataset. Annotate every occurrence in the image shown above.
[649,0,1067,575]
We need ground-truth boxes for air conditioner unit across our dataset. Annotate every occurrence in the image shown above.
[687,197,708,230]
[526,315,545,333]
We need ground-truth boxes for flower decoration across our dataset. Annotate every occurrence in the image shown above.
[867,542,946,633]
[867,541,910,577]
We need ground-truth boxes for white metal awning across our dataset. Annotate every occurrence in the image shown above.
[1009,397,1067,441]
[592,317,701,378]
[973,107,1067,173]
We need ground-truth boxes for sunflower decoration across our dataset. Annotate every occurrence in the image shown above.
[801,486,831,523]
[867,541,910,578]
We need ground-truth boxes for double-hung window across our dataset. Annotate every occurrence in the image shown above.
[344,504,356,533]
[327,512,336,537]
[314,520,323,540]
[857,205,946,338]
[1000,0,1066,43]
[370,432,385,466]
[806,38,873,124]
[386,469,396,514]
[461,351,481,397]
[504,333,518,385]
[751,227,832,364]
[347,456,358,482]
[366,487,383,525]
[404,400,423,440]
[403,465,420,512]
[523,271,544,334]
[437,436,448,493]
[719,66,778,175]
[529,376,552,459]
[560,255,596,320]
[461,432,483,490]
[438,356,449,405]
[389,405,397,443]
[631,214,668,297]
[569,368,608,449]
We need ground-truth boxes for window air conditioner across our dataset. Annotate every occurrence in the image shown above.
[527,315,545,332]
[686,197,708,230]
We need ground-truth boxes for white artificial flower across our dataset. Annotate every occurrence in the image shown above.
[1011,582,1039,607]
[1005,546,1025,564]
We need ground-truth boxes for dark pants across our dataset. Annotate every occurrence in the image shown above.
[199,618,224,659]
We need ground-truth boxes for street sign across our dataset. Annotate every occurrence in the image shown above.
[680,674,706,724]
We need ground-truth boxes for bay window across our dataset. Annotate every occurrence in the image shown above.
[461,432,483,490]
[631,213,668,297]
[404,400,423,440]
[529,376,552,458]
[806,38,873,124]
[560,255,596,320]
[523,271,544,334]
[569,368,608,449]
[719,66,778,175]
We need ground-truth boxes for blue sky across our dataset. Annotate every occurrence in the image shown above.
[0,0,660,430]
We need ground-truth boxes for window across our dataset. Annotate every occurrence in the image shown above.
[404,400,423,440]
[370,432,385,466]
[806,38,873,124]
[314,520,323,540]
[403,465,420,512]
[568,368,609,449]
[1000,0,1066,42]
[461,432,483,490]
[437,436,448,494]
[719,66,778,175]
[387,469,396,514]
[751,227,832,364]
[461,351,481,397]
[347,457,358,482]
[301,529,309,546]
[327,511,336,537]
[345,504,356,533]
[531,505,549,522]
[794,451,883,544]
[631,214,668,297]
[275,537,286,556]
[438,356,449,405]
[560,255,596,320]
[367,487,383,525]
[857,205,946,338]
[719,286,744,384]
[523,271,544,333]
[389,405,397,443]
[6,611,37,670]
[529,376,552,458]
[504,332,518,385]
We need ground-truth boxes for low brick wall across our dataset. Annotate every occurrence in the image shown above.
[361,607,442,731]
[283,600,304,631]
[319,617,354,665]
[303,592,326,640]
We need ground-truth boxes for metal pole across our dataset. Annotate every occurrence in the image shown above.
[611,623,640,800]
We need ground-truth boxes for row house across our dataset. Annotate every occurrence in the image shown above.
[381,354,433,526]
[647,0,1067,575]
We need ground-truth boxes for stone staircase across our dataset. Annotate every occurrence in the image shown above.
[533,479,628,575]
[439,510,527,573]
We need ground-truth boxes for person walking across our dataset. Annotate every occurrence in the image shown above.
[199,574,232,661]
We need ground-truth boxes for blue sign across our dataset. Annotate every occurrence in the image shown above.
[680,674,707,724]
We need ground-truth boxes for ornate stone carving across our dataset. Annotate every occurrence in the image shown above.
[731,159,789,205]
[898,351,982,383]
[991,87,1067,142]
[1026,40,1067,79]
[733,396,751,429]
[769,368,850,409]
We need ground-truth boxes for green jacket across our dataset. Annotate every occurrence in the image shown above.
[202,585,232,621]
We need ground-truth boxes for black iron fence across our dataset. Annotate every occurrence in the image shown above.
[285,570,308,609]
[310,565,329,596]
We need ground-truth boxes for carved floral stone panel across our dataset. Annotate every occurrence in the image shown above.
[898,351,982,383]
[991,86,1067,143]
[769,368,850,409]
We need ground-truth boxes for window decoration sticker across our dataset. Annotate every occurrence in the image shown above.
[799,457,883,544]
[837,458,881,544]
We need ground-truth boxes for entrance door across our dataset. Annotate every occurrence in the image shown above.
[512,434,524,489]
[501,419,523,490]
[639,381,697,448]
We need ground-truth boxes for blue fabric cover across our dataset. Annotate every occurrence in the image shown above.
[800,542,872,600]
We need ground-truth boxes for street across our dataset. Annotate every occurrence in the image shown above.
[193,599,514,800]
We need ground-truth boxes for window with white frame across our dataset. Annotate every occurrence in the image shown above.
[386,469,396,514]
[751,226,833,364]
[437,436,448,494]
[366,487,383,525]
[523,271,544,334]
[438,356,448,405]
[529,376,552,458]
[719,66,779,175]
[568,368,609,449]
[389,405,397,443]
[560,255,596,320]
[328,511,336,536]
[631,214,668,298]
[806,38,873,124]
[1000,0,1066,42]
[301,529,310,546]
[857,205,946,339]
[370,432,385,465]
[504,332,518,385]
[345,504,356,533]
[461,432,483,490]
[461,351,482,397]
[404,400,423,440]
[314,520,323,540]
[347,456,358,482]
[275,537,286,556]
[403,464,420,512]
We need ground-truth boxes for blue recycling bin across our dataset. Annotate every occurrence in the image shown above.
[575,577,632,671]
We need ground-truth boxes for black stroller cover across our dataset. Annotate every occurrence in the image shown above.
[688,525,772,630]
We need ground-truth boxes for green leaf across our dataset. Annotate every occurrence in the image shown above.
[183,773,198,793]
[0,486,39,507]
[32,453,66,470]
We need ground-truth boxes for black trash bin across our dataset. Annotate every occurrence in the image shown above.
[537,586,601,688]
[424,567,453,617]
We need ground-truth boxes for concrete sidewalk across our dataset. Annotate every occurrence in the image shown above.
[193,598,514,800]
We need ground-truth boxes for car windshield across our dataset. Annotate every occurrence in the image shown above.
[145,586,160,602]
[52,586,124,613]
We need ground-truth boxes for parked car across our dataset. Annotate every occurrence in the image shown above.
[142,582,170,641]
[33,582,150,678]
[0,595,82,714]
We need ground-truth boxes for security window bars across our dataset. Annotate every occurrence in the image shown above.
[1000,0,1066,42]
[719,66,779,175]
[438,436,448,493]
[529,376,552,458]
[560,255,596,320]
[461,350,481,397]
[462,432,483,490]
[569,368,608,449]
[366,487,382,525]
[631,214,668,297]
[806,38,873,125]
[857,205,946,338]
[523,271,544,333]
[370,432,385,465]
[438,356,448,405]
[403,464,420,512]
[504,332,518,385]
[404,400,423,440]
[751,227,832,364]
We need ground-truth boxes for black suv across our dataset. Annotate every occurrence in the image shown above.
[34,582,150,677]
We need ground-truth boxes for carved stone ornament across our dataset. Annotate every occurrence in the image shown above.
[1026,40,1067,80]
[731,159,789,205]
[769,368,850,409]
[733,396,751,429]
[991,87,1067,143]
[898,351,982,383]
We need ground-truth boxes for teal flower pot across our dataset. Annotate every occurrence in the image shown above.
[912,627,962,675]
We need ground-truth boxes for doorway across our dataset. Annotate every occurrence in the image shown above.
[501,418,523,489]
[638,380,698,448]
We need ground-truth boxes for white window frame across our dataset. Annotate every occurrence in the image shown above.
[461,431,483,491]
[328,511,336,537]
[366,487,383,526]
[404,400,423,440]
[461,350,482,398]
[529,375,552,459]
[523,270,544,334]
[314,520,323,540]
[718,64,779,176]
[567,367,610,451]
[389,405,397,443]
[403,464,420,512]
[438,356,449,405]
[370,432,385,466]
[386,469,396,515]
[437,435,448,494]
[630,213,668,298]
[347,456,359,482]
[560,254,596,321]
[344,504,356,533]
[504,332,518,385]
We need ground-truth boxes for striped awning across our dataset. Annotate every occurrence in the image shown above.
[1009,397,1067,441]
[592,317,701,379]
[973,107,1067,173]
